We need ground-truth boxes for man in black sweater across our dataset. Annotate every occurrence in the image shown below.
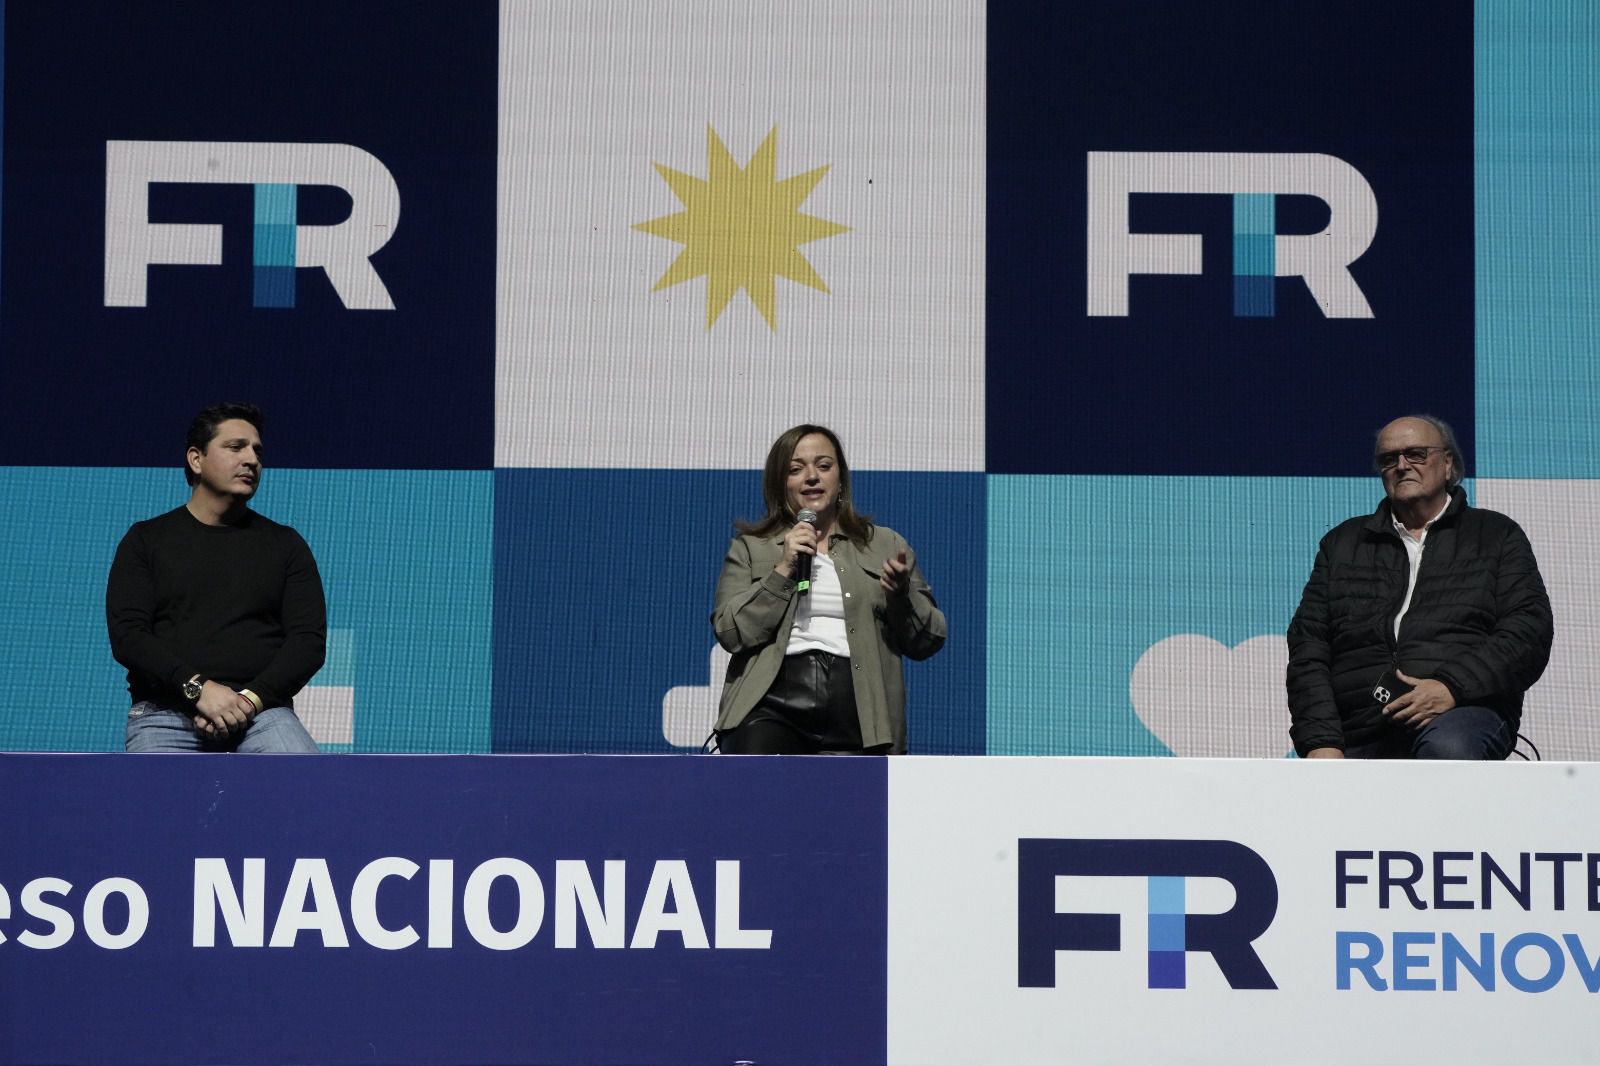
[107,402,326,752]
[1286,415,1553,759]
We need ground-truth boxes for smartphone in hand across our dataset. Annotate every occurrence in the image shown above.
[1372,669,1414,706]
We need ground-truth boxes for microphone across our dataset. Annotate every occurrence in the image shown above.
[794,509,818,595]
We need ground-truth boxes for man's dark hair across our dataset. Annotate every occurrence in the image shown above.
[184,402,265,485]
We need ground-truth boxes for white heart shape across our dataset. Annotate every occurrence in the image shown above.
[1130,634,1293,758]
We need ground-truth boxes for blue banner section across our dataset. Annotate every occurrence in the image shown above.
[0,469,492,753]
[493,469,985,754]
[0,0,496,469]
[0,753,888,1065]
[986,474,1386,756]
[1475,0,1600,477]
[987,0,1475,476]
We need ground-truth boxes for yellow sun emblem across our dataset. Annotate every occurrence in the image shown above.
[634,126,850,331]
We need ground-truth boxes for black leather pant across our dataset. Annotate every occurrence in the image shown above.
[719,650,884,755]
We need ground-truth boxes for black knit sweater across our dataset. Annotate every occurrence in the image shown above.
[106,505,326,709]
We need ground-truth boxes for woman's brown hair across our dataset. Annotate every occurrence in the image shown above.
[735,424,874,547]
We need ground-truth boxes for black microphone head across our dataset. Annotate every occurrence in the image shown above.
[792,508,817,594]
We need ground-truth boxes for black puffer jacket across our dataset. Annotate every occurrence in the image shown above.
[1286,488,1553,755]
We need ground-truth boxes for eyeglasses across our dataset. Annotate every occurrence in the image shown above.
[1375,446,1448,471]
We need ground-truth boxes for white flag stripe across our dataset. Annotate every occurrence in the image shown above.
[497,0,985,470]
[1475,479,1600,761]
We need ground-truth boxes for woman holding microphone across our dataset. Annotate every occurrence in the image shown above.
[712,425,946,754]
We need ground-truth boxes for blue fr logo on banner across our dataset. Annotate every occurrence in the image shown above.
[103,141,401,311]
[986,0,1474,476]
[0,1,496,470]
[1018,837,1280,990]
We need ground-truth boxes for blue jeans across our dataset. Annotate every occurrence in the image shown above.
[125,702,321,753]
[1344,705,1513,760]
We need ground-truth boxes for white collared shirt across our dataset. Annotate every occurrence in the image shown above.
[1391,496,1452,640]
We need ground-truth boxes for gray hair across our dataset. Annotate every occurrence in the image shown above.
[1375,414,1464,488]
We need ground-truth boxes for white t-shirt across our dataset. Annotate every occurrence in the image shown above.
[786,553,851,657]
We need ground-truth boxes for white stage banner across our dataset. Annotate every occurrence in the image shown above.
[888,757,1598,1065]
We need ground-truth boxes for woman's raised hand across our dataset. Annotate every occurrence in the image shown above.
[880,550,912,597]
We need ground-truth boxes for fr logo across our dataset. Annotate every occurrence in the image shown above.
[1018,838,1278,989]
[1086,152,1377,319]
[104,141,399,310]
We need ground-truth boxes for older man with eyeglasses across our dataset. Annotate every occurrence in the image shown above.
[1286,415,1553,759]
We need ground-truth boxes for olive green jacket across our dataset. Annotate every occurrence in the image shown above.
[711,525,946,752]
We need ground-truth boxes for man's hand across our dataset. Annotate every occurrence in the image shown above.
[880,550,912,597]
[193,681,256,736]
[1384,671,1456,728]
[1305,747,1345,759]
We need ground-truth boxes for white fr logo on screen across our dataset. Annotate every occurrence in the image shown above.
[104,140,399,310]
[1087,152,1377,318]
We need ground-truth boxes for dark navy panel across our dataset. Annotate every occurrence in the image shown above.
[987,0,1474,476]
[0,1,495,469]
[493,469,985,755]
[0,753,888,1065]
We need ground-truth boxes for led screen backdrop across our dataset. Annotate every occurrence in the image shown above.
[0,0,1595,759]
